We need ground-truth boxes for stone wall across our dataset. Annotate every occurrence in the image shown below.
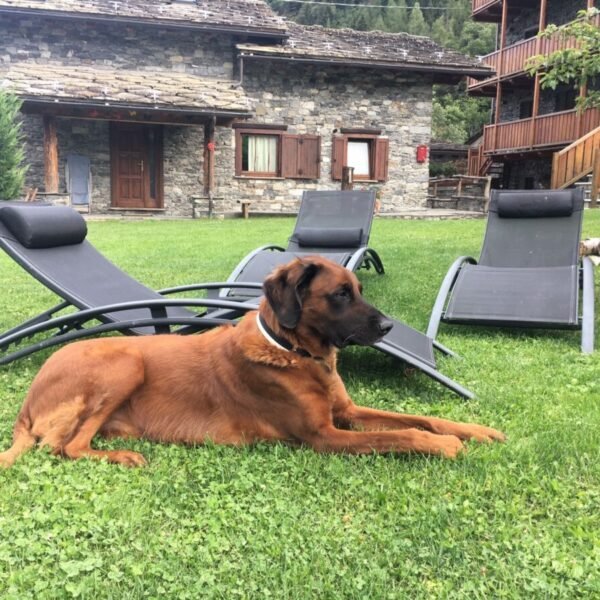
[210,62,433,215]
[504,158,552,190]
[499,85,574,122]
[0,15,233,78]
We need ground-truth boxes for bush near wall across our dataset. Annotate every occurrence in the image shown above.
[0,90,27,200]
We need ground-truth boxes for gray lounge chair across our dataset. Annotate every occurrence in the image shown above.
[0,203,473,398]
[222,189,384,300]
[427,189,595,353]
[0,203,262,363]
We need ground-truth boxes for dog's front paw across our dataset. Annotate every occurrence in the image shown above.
[458,424,506,444]
[111,450,148,467]
[438,435,465,459]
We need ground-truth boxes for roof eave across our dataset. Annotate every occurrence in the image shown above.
[20,97,252,119]
[0,7,288,40]
[238,52,493,81]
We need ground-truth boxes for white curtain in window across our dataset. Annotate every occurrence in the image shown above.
[249,135,278,173]
[347,141,371,176]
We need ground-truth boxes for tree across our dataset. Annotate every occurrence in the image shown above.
[0,90,27,200]
[528,8,600,112]
[407,2,429,37]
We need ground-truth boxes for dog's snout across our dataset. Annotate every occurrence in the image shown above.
[378,318,394,336]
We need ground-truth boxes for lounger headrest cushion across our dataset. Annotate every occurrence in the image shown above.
[0,205,87,248]
[496,192,574,218]
[295,226,363,248]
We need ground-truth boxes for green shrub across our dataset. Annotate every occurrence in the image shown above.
[0,90,27,200]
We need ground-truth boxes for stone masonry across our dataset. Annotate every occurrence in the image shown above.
[211,62,433,215]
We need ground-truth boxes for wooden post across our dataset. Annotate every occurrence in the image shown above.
[577,84,587,139]
[551,151,559,189]
[591,149,600,208]
[493,0,509,154]
[43,115,59,193]
[341,166,354,190]
[203,115,216,215]
[529,0,547,149]
[482,175,493,213]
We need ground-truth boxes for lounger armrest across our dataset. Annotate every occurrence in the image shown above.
[225,245,285,285]
[0,298,259,349]
[427,256,477,339]
[158,282,263,295]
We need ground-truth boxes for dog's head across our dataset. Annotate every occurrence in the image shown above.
[263,256,393,349]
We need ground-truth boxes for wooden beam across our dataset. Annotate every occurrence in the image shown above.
[43,115,59,193]
[591,149,600,208]
[528,0,547,149]
[203,115,216,214]
[492,0,509,153]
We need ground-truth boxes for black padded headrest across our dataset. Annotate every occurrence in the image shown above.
[0,205,87,248]
[496,192,574,218]
[295,226,363,248]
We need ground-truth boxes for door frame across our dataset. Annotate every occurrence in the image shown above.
[109,123,164,209]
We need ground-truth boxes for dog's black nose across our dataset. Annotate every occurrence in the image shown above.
[379,319,394,336]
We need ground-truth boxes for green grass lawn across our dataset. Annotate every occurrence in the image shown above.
[0,213,599,599]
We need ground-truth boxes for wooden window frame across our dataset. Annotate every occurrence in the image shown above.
[331,131,389,183]
[346,134,377,181]
[235,128,284,178]
[235,125,321,180]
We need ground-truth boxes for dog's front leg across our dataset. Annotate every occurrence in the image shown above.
[331,377,505,443]
[305,426,464,458]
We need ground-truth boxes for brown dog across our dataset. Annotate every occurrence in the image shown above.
[0,256,504,467]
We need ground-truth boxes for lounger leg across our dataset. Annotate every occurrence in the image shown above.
[364,249,385,274]
[426,256,476,340]
[0,300,71,349]
[581,257,595,354]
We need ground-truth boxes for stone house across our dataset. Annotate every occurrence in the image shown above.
[0,0,489,217]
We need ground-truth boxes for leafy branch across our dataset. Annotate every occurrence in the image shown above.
[527,8,600,113]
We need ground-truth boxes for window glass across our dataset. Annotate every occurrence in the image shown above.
[347,140,371,177]
[242,134,278,174]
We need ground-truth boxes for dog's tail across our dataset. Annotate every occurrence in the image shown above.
[0,414,36,468]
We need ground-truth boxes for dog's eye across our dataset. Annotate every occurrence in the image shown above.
[335,288,351,300]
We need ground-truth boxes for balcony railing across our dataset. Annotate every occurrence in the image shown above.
[468,14,600,91]
[482,109,600,154]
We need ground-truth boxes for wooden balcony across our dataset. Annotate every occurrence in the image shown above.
[468,14,600,94]
[482,109,600,155]
[472,0,503,22]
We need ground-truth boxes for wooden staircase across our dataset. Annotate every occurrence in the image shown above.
[552,125,600,207]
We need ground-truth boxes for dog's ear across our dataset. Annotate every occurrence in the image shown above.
[263,261,320,329]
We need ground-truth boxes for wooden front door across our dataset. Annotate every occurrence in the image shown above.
[110,124,163,209]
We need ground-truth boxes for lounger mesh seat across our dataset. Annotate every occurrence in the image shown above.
[428,189,595,352]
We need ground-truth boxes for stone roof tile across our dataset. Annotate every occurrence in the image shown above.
[0,0,287,36]
[238,21,490,76]
[0,62,252,114]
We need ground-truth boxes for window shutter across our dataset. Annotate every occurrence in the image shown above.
[374,137,389,182]
[282,134,321,179]
[234,130,243,176]
[282,135,300,178]
[331,135,346,181]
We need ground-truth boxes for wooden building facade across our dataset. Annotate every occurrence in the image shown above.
[467,0,599,191]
